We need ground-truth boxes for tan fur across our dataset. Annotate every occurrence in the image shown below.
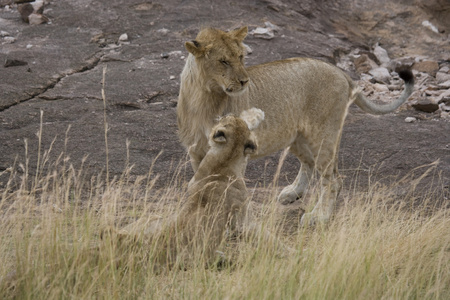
[118,111,261,268]
[177,26,414,225]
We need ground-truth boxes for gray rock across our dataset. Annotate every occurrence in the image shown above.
[354,54,378,74]
[251,27,275,40]
[28,13,49,25]
[369,67,391,84]
[412,98,440,113]
[439,66,450,73]
[2,36,15,43]
[436,72,450,84]
[373,44,390,66]
[438,80,450,89]
[4,59,28,67]
[118,33,128,42]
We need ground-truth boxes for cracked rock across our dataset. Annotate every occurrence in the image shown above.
[412,98,439,113]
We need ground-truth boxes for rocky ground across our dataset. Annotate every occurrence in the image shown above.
[1,0,449,200]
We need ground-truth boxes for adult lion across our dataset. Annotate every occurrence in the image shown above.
[177,26,414,225]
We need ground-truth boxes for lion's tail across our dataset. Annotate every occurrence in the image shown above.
[351,69,414,115]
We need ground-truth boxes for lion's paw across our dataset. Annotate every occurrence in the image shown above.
[300,212,330,227]
[277,186,303,205]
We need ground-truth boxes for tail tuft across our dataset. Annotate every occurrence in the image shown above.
[397,68,414,85]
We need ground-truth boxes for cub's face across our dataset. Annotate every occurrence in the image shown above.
[185,27,250,96]
[209,115,257,157]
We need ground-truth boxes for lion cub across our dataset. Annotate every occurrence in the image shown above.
[115,108,264,268]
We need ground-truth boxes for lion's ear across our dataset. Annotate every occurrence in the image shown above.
[212,129,227,143]
[185,41,212,57]
[230,26,248,41]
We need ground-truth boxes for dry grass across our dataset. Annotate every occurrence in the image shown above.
[1,69,448,299]
[0,143,448,299]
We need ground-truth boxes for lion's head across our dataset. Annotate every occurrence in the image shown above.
[185,27,249,96]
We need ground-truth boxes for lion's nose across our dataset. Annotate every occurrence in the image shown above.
[240,79,249,86]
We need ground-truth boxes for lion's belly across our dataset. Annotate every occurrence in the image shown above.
[251,126,297,158]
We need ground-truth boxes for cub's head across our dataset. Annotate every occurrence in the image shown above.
[185,27,249,96]
[208,108,264,157]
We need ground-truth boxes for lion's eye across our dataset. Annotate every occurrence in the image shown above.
[220,60,230,66]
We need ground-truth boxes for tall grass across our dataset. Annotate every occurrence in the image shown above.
[0,69,448,298]
[0,140,448,299]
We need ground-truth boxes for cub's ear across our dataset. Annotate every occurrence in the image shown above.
[185,40,212,57]
[244,139,257,155]
[230,26,248,41]
[212,129,227,143]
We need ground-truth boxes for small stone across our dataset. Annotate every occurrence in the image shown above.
[436,89,450,104]
[26,44,33,49]
[118,33,128,42]
[169,99,178,107]
[436,72,450,84]
[160,52,169,59]
[28,13,49,25]
[4,59,28,67]
[404,117,417,123]
[243,43,253,55]
[413,60,439,77]
[251,27,274,40]
[157,28,169,35]
[3,36,15,43]
[169,75,175,80]
[0,31,10,37]
[441,111,450,119]
[264,21,281,32]
[373,44,390,66]
[440,103,450,112]
[422,20,439,33]
[438,80,450,89]
[412,98,440,113]
[354,54,378,74]
[180,55,185,60]
[373,83,390,93]
[368,67,391,84]
[439,66,450,73]
[169,50,182,56]
[18,3,34,22]
[388,84,402,91]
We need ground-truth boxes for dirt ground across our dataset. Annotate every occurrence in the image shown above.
[1,0,449,201]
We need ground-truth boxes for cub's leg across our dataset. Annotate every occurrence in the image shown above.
[277,135,314,204]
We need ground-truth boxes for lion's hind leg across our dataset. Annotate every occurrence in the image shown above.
[299,143,342,227]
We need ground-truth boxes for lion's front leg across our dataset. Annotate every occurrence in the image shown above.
[188,143,204,173]
[277,163,313,204]
[187,143,207,187]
